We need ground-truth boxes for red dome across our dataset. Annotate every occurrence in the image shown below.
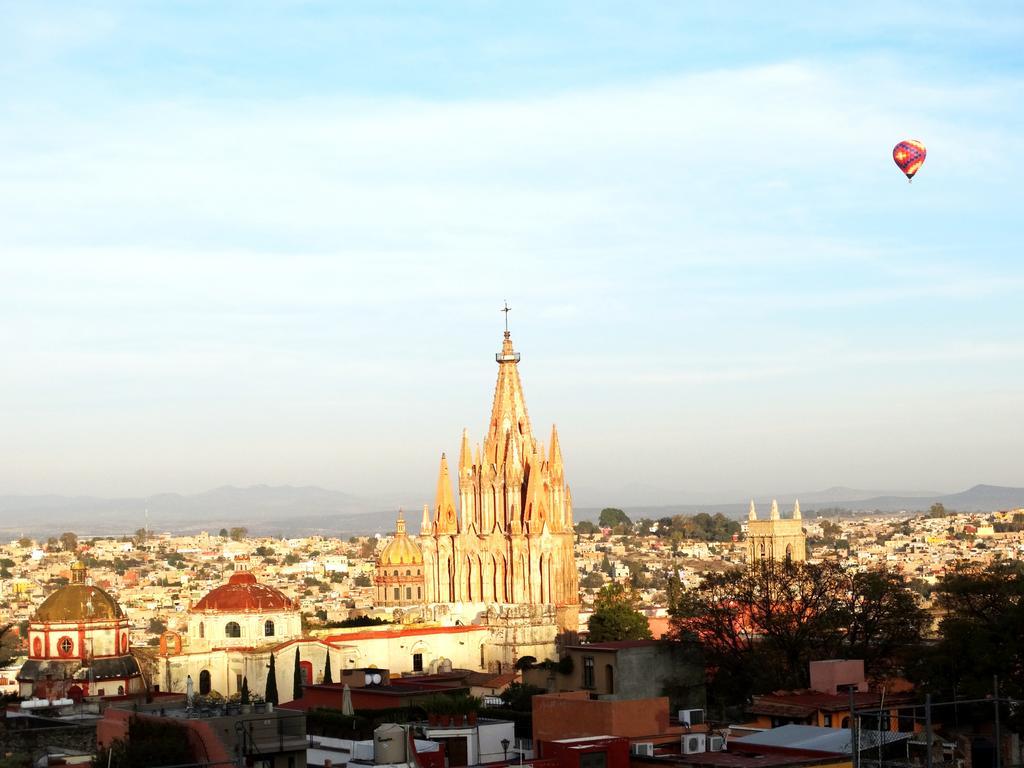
[193,572,295,613]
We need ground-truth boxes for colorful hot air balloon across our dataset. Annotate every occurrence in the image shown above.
[893,139,927,181]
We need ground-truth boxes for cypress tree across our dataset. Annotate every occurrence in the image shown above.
[323,652,334,684]
[293,647,304,700]
[240,676,250,705]
[265,653,279,705]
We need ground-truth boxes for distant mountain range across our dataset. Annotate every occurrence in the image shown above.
[573,484,1024,522]
[0,485,400,538]
[1,483,1023,539]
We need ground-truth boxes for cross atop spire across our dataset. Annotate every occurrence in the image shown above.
[502,300,511,337]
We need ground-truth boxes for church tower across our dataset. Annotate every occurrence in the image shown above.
[419,325,579,631]
[745,499,807,564]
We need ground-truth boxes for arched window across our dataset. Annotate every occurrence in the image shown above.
[264,620,275,637]
[394,587,400,600]
[199,670,211,695]
[225,621,241,638]
[199,622,204,638]
[417,586,422,599]
[406,569,411,576]
[393,569,398,576]
[32,638,42,657]
[406,586,412,600]
[117,685,125,696]
[785,543,793,563]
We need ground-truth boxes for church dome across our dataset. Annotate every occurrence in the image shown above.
[192,571,296,613]
[378,512,422,566]
[34,584,124,622]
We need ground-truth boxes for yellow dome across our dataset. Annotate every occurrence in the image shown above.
[35,584,124,622]
[378,512,423,566]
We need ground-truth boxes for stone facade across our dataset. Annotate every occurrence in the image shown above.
[418,331,579,634]
[745,499,807,563]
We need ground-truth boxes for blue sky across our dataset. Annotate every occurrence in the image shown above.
[2,2,1023,506]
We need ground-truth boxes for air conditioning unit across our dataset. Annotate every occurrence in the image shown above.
[632,743,655,757]
[708,736,725,752]
[682,734,706,755]
[679,708,705,727]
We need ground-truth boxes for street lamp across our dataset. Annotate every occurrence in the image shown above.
[501,738,510,762]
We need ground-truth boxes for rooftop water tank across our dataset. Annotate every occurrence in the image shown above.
[374,723,407,765]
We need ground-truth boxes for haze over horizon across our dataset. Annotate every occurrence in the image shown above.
[3,3,1023,504]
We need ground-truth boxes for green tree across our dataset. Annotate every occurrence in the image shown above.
[670,560,926,708]
[293,647,304,700]
[0,624,19,667]
[148,617,167,635]
[265,653,279,704]
[499,681,547,711]
[353,573,372,587]
[219,528,229,538]
[908,560,1024,725]
[323,653,334,684]
[17,536,33,548]
[581,571,604,589]
[59,531,78,551]
[229,527,248,541]
[587,583,653,642]
[575,521,597,535]
[240,676,250,705]
[599,508,631,528]
[928,502,948,518]
[96,716,194,767]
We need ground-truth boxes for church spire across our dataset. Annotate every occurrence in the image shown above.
[748,500,757,521]
[433,453,458,535]
[770,499,780,520]
[486,328,533,466]
[420,504,431,535]
[793,499,801,520]
[459,428,473,475]
[395,509,406,536]
[550,424,563,479]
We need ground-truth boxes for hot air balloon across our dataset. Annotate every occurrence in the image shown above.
[893,139,926,181]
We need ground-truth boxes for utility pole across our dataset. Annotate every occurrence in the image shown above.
[850,687,858,768]
[993,675,1001,768]
[925,694,932,768]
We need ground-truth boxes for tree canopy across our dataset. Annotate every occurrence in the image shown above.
[907,560,1024,724]
[598,508,631,528]
[670,560,927,708]
[587,583,653,643]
